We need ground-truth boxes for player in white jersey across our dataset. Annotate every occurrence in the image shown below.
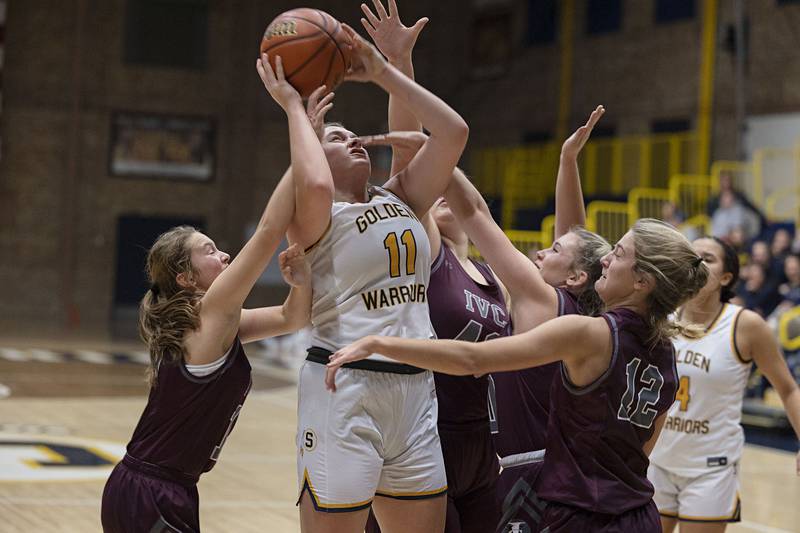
[270,23,469,533]
[649,237,800,532]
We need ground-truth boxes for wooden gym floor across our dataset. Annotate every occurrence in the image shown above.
[0,336,798,533]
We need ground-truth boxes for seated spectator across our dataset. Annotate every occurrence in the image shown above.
[735,263,781,317]
[772,228,792,260]
[779,254,800,305]
[751,239,785,284]
[707,171,768,229]
[791,231,800,255]
[728,227,748,253]
[711,190,761,245]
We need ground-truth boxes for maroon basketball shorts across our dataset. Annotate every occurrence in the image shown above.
[537,499,660,533]
[101,461,200,533]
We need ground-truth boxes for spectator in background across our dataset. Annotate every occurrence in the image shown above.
[711,190,761,246]
[735,263,781,317]
[751,239,785,283]
[772,228,793,264]
[728,227,748,253]
[772,254,800,315]
[707,171,768,229]
[661,201,700,242]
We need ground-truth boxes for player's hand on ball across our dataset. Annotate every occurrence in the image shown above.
[342,24,388,83]
[279,243,311,288]
[360,0,428,63]
[358,131,428,154]
[325,336,378,391]
[256,54,302,111]
[306,86,335,140]
[561,105,605,160]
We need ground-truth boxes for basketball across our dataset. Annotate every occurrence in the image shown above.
[260,9,351,99]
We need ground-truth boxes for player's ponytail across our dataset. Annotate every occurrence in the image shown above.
[570,227,611,316]
[138,226,203,387]
[631,219,709,343]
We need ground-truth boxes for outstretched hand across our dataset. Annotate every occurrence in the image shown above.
[324,336,378,391]
[256,54,302,112]
[561,105,605,160]
[360,0,428,63]
[342,24,389,83]
[306,86,335,140]
[279,243,311,288]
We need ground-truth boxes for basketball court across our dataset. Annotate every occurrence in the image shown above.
[0,336,797,533]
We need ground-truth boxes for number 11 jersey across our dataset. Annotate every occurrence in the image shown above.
[308,187,435,360]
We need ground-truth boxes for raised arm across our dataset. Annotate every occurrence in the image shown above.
[443,168,558,330]
[739,309,800,475]
[190,57,328,361]
[257,61,335,250]
[324,314,611,390]
[344,25,469,217]
[555,105,604,238]
[238,243,312,344]
[361,0,428,175]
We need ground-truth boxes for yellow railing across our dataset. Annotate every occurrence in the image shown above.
[766,186,800,225]
[586,201,629,243]
[668,174,713,219]
[753,147,796,208]
[473,131,699,229]
[501,146,561,228]
[505,230,548,255]
[709,160,753,195]
[469,229,547,260]
[628,187,671,221]
[711,147,799,216]
[481,131,800,251]
[540,215,556,247]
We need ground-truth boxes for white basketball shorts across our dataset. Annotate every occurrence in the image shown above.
[649,462,741,523]
[296,360,447,512]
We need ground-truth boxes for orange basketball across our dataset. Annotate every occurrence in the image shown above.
[260,9,352,99]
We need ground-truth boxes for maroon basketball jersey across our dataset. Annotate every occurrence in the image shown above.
[428,245,512,427]
[535,308,678,514]
[126,337,252,482]
[492,288,579,455]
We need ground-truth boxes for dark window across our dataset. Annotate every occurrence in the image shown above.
[586,0,622,35]
[651,119,691,133]
[527,0,557,45]
[777,0,800,5]
[655,0,696,23]
[470,9,513,78]
[125,0,209,69]
[522,131,553,144]
[588,125,616,138]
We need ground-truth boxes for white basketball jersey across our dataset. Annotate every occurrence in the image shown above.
[650,304,751,476]
[308,187,434,361]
